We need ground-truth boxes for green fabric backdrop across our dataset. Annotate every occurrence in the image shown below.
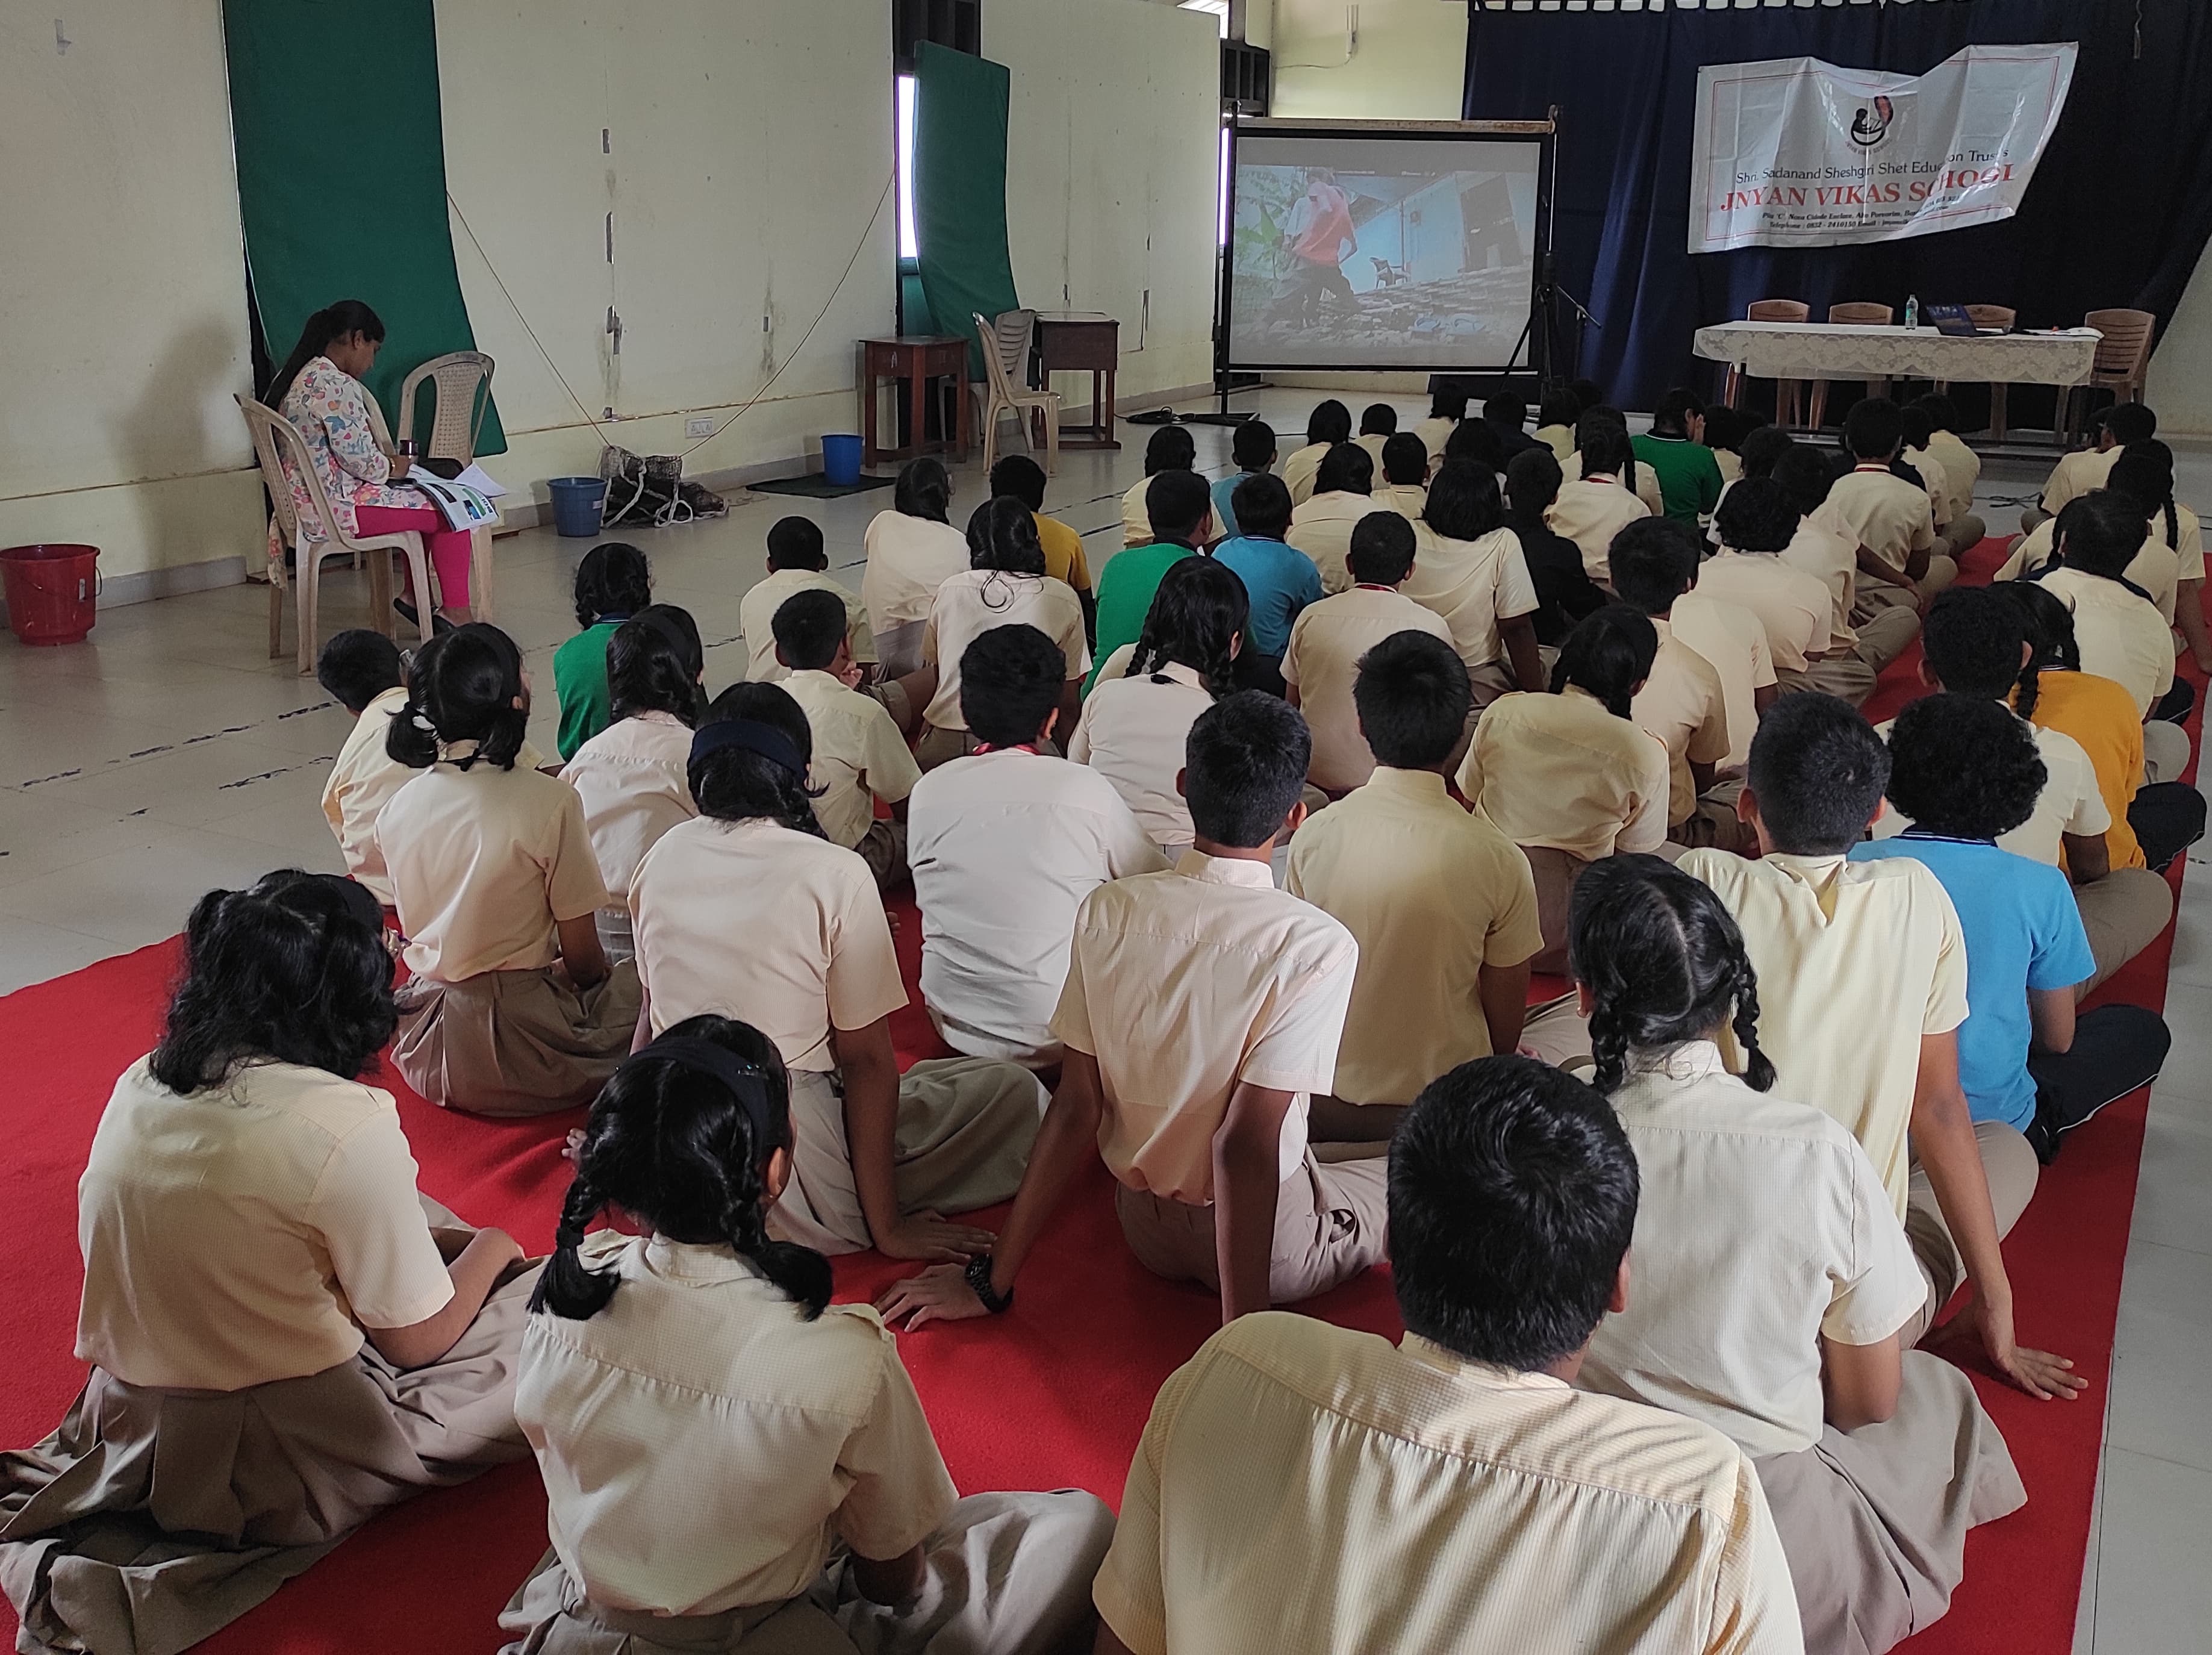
[914,42,1020,376]
[224,0,506,453]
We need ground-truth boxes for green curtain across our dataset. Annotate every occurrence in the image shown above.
[914,42,1020,376]
[223,0,506,453]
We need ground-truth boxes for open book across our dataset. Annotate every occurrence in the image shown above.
[405,470,502,531]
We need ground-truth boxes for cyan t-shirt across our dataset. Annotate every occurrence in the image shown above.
[1210,473,1252,541]
[1210,535,1326,659]
[1850,833,2095,1130]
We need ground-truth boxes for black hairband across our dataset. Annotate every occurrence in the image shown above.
[634,1035,788,1156]
[690,718,806,778]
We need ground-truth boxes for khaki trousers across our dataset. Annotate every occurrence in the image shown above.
[1852,555,1957,627]
[2142,718,2192,786]
[2076,867,2175,990]
[1899,1120,2040,1346]
[1113,1152,1388,1306]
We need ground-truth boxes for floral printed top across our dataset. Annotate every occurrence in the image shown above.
[273,355,417,548]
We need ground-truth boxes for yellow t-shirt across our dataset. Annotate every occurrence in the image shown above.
[1034,513,1092,592]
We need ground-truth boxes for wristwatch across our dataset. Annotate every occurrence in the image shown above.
[964,1252,1014,1314]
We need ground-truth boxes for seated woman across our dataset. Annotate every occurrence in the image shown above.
[860,458,970,679]
[1070,555,1248,856]
[628,684,1047,1260]
[378,624,642,1116]
[0,872,535,1655]
[501,1017,1111,1655]
[1456,604,1669,972]
[1570,856,2025,1655]
[558,606,705,963]
[265,301,476,626]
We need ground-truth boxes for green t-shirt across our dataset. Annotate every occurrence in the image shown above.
[553,619,623,760]
[1631,432,1724,525]
[1086,541,1197,693]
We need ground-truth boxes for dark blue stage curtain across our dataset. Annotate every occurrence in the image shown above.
[1465,0,2212,416]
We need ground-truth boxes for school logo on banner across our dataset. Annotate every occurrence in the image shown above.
[1689,44,2075,252]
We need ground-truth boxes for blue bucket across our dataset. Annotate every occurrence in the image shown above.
[547,476,608,537]
[820,434,864,489]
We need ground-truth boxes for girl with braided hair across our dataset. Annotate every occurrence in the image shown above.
[1067,555,1250,856]
[1568,854,2027,1655]
[501,1016,1114,1655]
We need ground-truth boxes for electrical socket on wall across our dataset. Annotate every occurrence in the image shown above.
[685,417,716,438]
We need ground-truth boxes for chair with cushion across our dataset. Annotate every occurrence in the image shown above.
[397,351,497,466]
[1934,305,2018,439]
[971,310,1060,476]
[1807,302,1895,430]
[1727,299,1811,426]
[237,394,435,675]
[2066,308,2157,443]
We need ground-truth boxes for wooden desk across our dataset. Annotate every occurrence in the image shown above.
[859,335,971,468]
[1033,312,1120,450]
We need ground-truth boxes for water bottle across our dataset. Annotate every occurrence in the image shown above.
[1904,294,1919,330]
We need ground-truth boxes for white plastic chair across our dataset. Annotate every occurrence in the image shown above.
[237,393,434,675]
[397,351,496,464]
[971,310,1059,475]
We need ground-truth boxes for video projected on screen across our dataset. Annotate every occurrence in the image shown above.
[1230,132,1541,370]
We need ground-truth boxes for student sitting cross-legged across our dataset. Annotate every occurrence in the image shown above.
[1825,397,1955,625]
[317,627,415,907]
[558,606,704,963]
[1210,417,1277,543]
[1282,397,1352,506]
[1210,471,1324,695]
[1680,695,2081,1396]
[0,873,537,1655]
[879,692,1380,1329]
[991,452,1095,638]
[1121,424,1201,547]
[553,541,653,761]
[378,625,643,1117]
[628,682,1045,1261]
[862,458,970,679]
[1089,472,1210,694]
[1286,631,1542,1145]
[1855,695,2171,1164]
[1402,458,1546,705]
[1287,441,1382,594]
[1373,431,1432,521]
[1568,856,2025,1654]
[1703,479,1848,703]
[738,514,877,691]
[2033,492,2191,748]
[500,1018,1113,1655]
[1503,447,1609,647]
[1087,1057,1805,1655]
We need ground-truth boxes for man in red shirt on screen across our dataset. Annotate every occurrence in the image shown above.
[1284,169,1357,325]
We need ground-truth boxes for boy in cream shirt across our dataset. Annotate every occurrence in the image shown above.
[879,693,1380,1330]
[1825,398,1954,620]
[316,630,412,905]
[2026,401,2154,531]
[1680,694,2080,1400]
[738,516,876,687]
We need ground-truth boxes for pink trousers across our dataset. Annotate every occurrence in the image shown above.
[354,503,472,609]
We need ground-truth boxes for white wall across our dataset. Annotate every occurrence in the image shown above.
[2148,242,2212,438]
[1268,0,1466,123]
[991,0,1223,410]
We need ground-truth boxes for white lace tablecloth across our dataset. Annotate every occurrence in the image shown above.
[1692,322,2102,385]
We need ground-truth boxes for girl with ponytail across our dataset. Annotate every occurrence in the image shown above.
[626,684,1048,1265]
[558,605,706,963]
[505,1020,1113,1655]
[2108,438,2212,673]
[263,299,481,626]
[862,457,970,678]
[1569,855,2019,1638]
[376,623,643,1116]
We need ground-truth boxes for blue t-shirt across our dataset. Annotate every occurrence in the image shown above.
[1850,834,2095,1130]
[1210,472,1252,541]
[1210,534,1326,659]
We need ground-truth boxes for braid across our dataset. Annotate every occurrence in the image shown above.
[717,1156,832,1319]
[2166,500,2179,550]
[2013,653,2043,721]
[1728,954,1777,1092]
[1587,1005,1634,1095]
[531,1172,620,1319]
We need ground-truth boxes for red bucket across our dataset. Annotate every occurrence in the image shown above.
[0,544,101,646]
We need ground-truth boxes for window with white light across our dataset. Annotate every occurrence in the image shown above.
[1181,0,1231,39]
[896,73,920,260]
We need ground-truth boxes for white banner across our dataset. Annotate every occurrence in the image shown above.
[1690,44,2076,254]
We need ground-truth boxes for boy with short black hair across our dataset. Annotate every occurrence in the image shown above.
[1212,472,1324,690]
[738,515,877,687]
[1085,1057,1804,1655]
[1353,402,1398,470]
[1609,520,1739,843]
[1209,417,1278,543]
[1827,398,1954,622]
[553,541,652,759]
[1706,479,1838,693]
[2039,491,2182,723]
[1632,387,1725,524]
[1287,632,1542,1135]
[317,629,411,905]
[1089,470,1212,694]
[881,691,1382,1328]
[1372,432,1430,520]
[1482,391,1540,461]
[990,453,1092,634]
[1120,424,1199,547]
[1681,694,2079,1398]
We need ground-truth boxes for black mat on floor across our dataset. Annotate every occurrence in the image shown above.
[746,472,899,499]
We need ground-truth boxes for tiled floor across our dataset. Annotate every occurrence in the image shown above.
[0,392,2204,1649]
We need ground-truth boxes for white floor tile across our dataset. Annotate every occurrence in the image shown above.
[2106,1240,2212,1475]
[2089,1450,2212,1651]
[2128,1111,2212,1257]
[0,917,128,995]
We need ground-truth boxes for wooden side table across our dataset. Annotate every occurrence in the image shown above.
[859,335,971,468]
[1034,312,1120,449]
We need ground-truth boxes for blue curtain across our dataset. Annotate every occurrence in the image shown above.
[1465,0,2212,416]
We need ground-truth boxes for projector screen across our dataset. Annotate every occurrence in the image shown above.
[1227,127,1544,372]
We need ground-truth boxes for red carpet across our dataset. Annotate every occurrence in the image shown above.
[0,535,2193,1653]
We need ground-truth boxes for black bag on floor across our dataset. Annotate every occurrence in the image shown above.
[597,447,727,528]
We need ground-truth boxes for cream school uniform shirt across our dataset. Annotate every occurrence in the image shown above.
[1696,549,1833,674]
[1580,1043,1927,1459]
[1901,445,1951,526]
[1569,450,1666,517]
[738,567,876,684]
[1051,852,1357,1205]
[1372,481,1428,520]
[1546,475,1651,585]
[1631,624,1733,826]
[1871,711,2109,866]
[1824,466,1935,573]
[1671,594,1775,774]
[1288,491,1385,594]
[1459,688,1671,861]
[1282,441,1330,506]
[860,511,970,634]
[558,712,697,905]
[1679,850,1969,1215]
[1401,524,1542,676]
[1412,416,1456,459]
[1285,768,1544,1106]
[2040,444,2121,517]
[922,569,1089,731]
[1783,511,1862,649]
[1996,520,2179,622]
[517,1233,956,1616]
[1095,1313,1804,1655]
[629,817,905,1064]
[1926,428,1981,525]
[378,755,610,983]
[909,750,1166,1062]
[2039,567,2175,715]
[781,669,921,851]
[1068,660,1213,852]
[321,686,413,904]
[76,1058,453,1391]
[1282,586,1456,793]
[2156,501,2207,581]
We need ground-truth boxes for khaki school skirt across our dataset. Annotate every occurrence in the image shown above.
[394,961,643,1117]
